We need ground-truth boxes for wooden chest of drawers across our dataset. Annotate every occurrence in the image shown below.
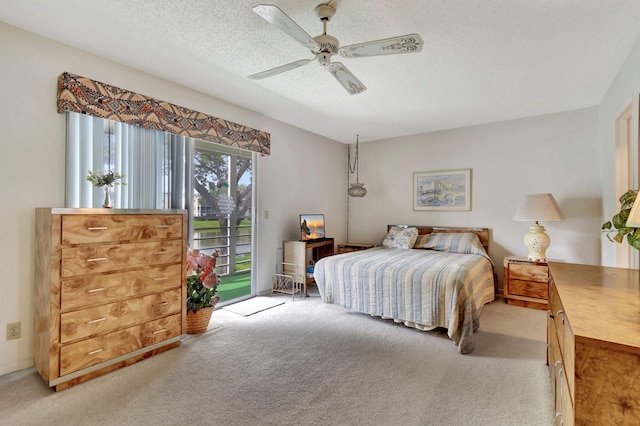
[34,208,187,391]
[503,256,549,310]
[548,262,640,425]
[337,243,374,254]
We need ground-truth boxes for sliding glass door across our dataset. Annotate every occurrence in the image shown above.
[191,141,254,304]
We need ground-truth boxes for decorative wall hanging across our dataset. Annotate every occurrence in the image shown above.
[413,169,471,211]
[57,72,271,155]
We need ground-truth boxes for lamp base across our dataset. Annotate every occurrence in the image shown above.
[524,223,550,262]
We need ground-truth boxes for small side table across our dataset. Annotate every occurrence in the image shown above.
[337,243,374,254]
[503,256,549,310]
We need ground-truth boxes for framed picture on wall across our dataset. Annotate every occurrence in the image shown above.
[413,169,471,211]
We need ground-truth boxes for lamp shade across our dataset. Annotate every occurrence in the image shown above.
[626,195,640,227]
[513,193,564,222]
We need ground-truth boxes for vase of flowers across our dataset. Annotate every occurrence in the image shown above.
[86,169,126,208]
[186,248,220,334]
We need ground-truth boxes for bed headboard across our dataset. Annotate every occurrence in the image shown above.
[387,225,491,254]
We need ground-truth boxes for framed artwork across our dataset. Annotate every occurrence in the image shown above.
[413,169,471,211]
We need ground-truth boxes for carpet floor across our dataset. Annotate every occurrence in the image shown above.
[0,294,553,425]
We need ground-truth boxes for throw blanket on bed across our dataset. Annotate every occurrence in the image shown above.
[314,247,495,354]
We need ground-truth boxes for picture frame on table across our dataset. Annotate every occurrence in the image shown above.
[413,169,471,211]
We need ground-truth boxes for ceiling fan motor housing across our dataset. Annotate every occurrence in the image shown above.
[314,34,339,56]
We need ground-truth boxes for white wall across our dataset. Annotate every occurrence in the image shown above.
[0,22,346,376]
[348,108,602,281]
[599,34,640,267]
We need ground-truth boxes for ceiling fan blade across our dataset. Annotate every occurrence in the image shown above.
[248,59,312,80]
[253,4,319,51]
[327,62,367,95]
[339,34,424,58]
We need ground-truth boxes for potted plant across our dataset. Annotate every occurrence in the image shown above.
[186,248,220,334]
[602,189,640,250]
[86,169,126,208]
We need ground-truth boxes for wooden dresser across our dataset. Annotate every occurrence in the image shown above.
[34,208,187,391]
[503,256,549,310]
[337,243,374,254]
[548,262,640,425]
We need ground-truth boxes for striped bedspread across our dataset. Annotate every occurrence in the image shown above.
[313,247,496,354]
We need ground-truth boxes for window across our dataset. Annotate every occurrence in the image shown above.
[65,112,187,209]
[65,112,255,303]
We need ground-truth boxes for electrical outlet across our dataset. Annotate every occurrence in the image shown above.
[6,322,20,340]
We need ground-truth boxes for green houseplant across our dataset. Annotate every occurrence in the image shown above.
[602,189,640,250]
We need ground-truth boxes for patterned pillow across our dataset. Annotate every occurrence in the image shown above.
[423,232,486,255]
[381,226,419,249]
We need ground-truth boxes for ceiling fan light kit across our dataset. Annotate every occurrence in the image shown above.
[249,3,424,95]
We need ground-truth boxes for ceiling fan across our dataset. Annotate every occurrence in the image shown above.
[248,2,424,95]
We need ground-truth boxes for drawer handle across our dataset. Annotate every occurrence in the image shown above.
[555,309,564,316]
[87,348,103,355]
[154,225,169,228]
[547,309,554,319]
[554,360,563,368]
[87,226,108,231]
[152,328,168,335]
[154,251,169,255]
[86,317,107,324]
[153,277,169,281]
[87,257,107,262]
[154,302,168,307]
[86,287,105,293]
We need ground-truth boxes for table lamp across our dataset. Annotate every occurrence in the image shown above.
[513,193,564,262]
[625,195,640,228]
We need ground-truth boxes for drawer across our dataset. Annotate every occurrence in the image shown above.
[550,331,563,415]
[550,286,565,350]
[61,264,183,311]
[547,313,557,396]
[558,368,575,426]
[506,279,548,300]
[60,289,182,343]
[508,263,549,283]
[562,314,575,402]
[59,314,181,376]
[61,239,183,277]
[61,214,183,244]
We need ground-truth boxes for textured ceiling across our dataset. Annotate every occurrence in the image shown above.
[2,0,640,143]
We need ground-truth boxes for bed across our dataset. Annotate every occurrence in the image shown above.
[313,225,496,354]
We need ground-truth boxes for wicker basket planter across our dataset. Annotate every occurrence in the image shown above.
[186,306,215,334]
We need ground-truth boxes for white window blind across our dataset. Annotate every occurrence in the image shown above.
[65,111,188,209]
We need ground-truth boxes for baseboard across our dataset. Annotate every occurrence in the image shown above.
[0,360,33,378]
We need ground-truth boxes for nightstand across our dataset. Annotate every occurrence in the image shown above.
[337,243,374,254]
[503,256,549,310]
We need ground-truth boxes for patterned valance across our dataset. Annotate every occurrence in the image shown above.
[57,72,270,155]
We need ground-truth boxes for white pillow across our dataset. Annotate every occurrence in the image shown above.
[381,226,419,249]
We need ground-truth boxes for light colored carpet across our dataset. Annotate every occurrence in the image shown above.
[0,296,553,426]
[222,296,285,316]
